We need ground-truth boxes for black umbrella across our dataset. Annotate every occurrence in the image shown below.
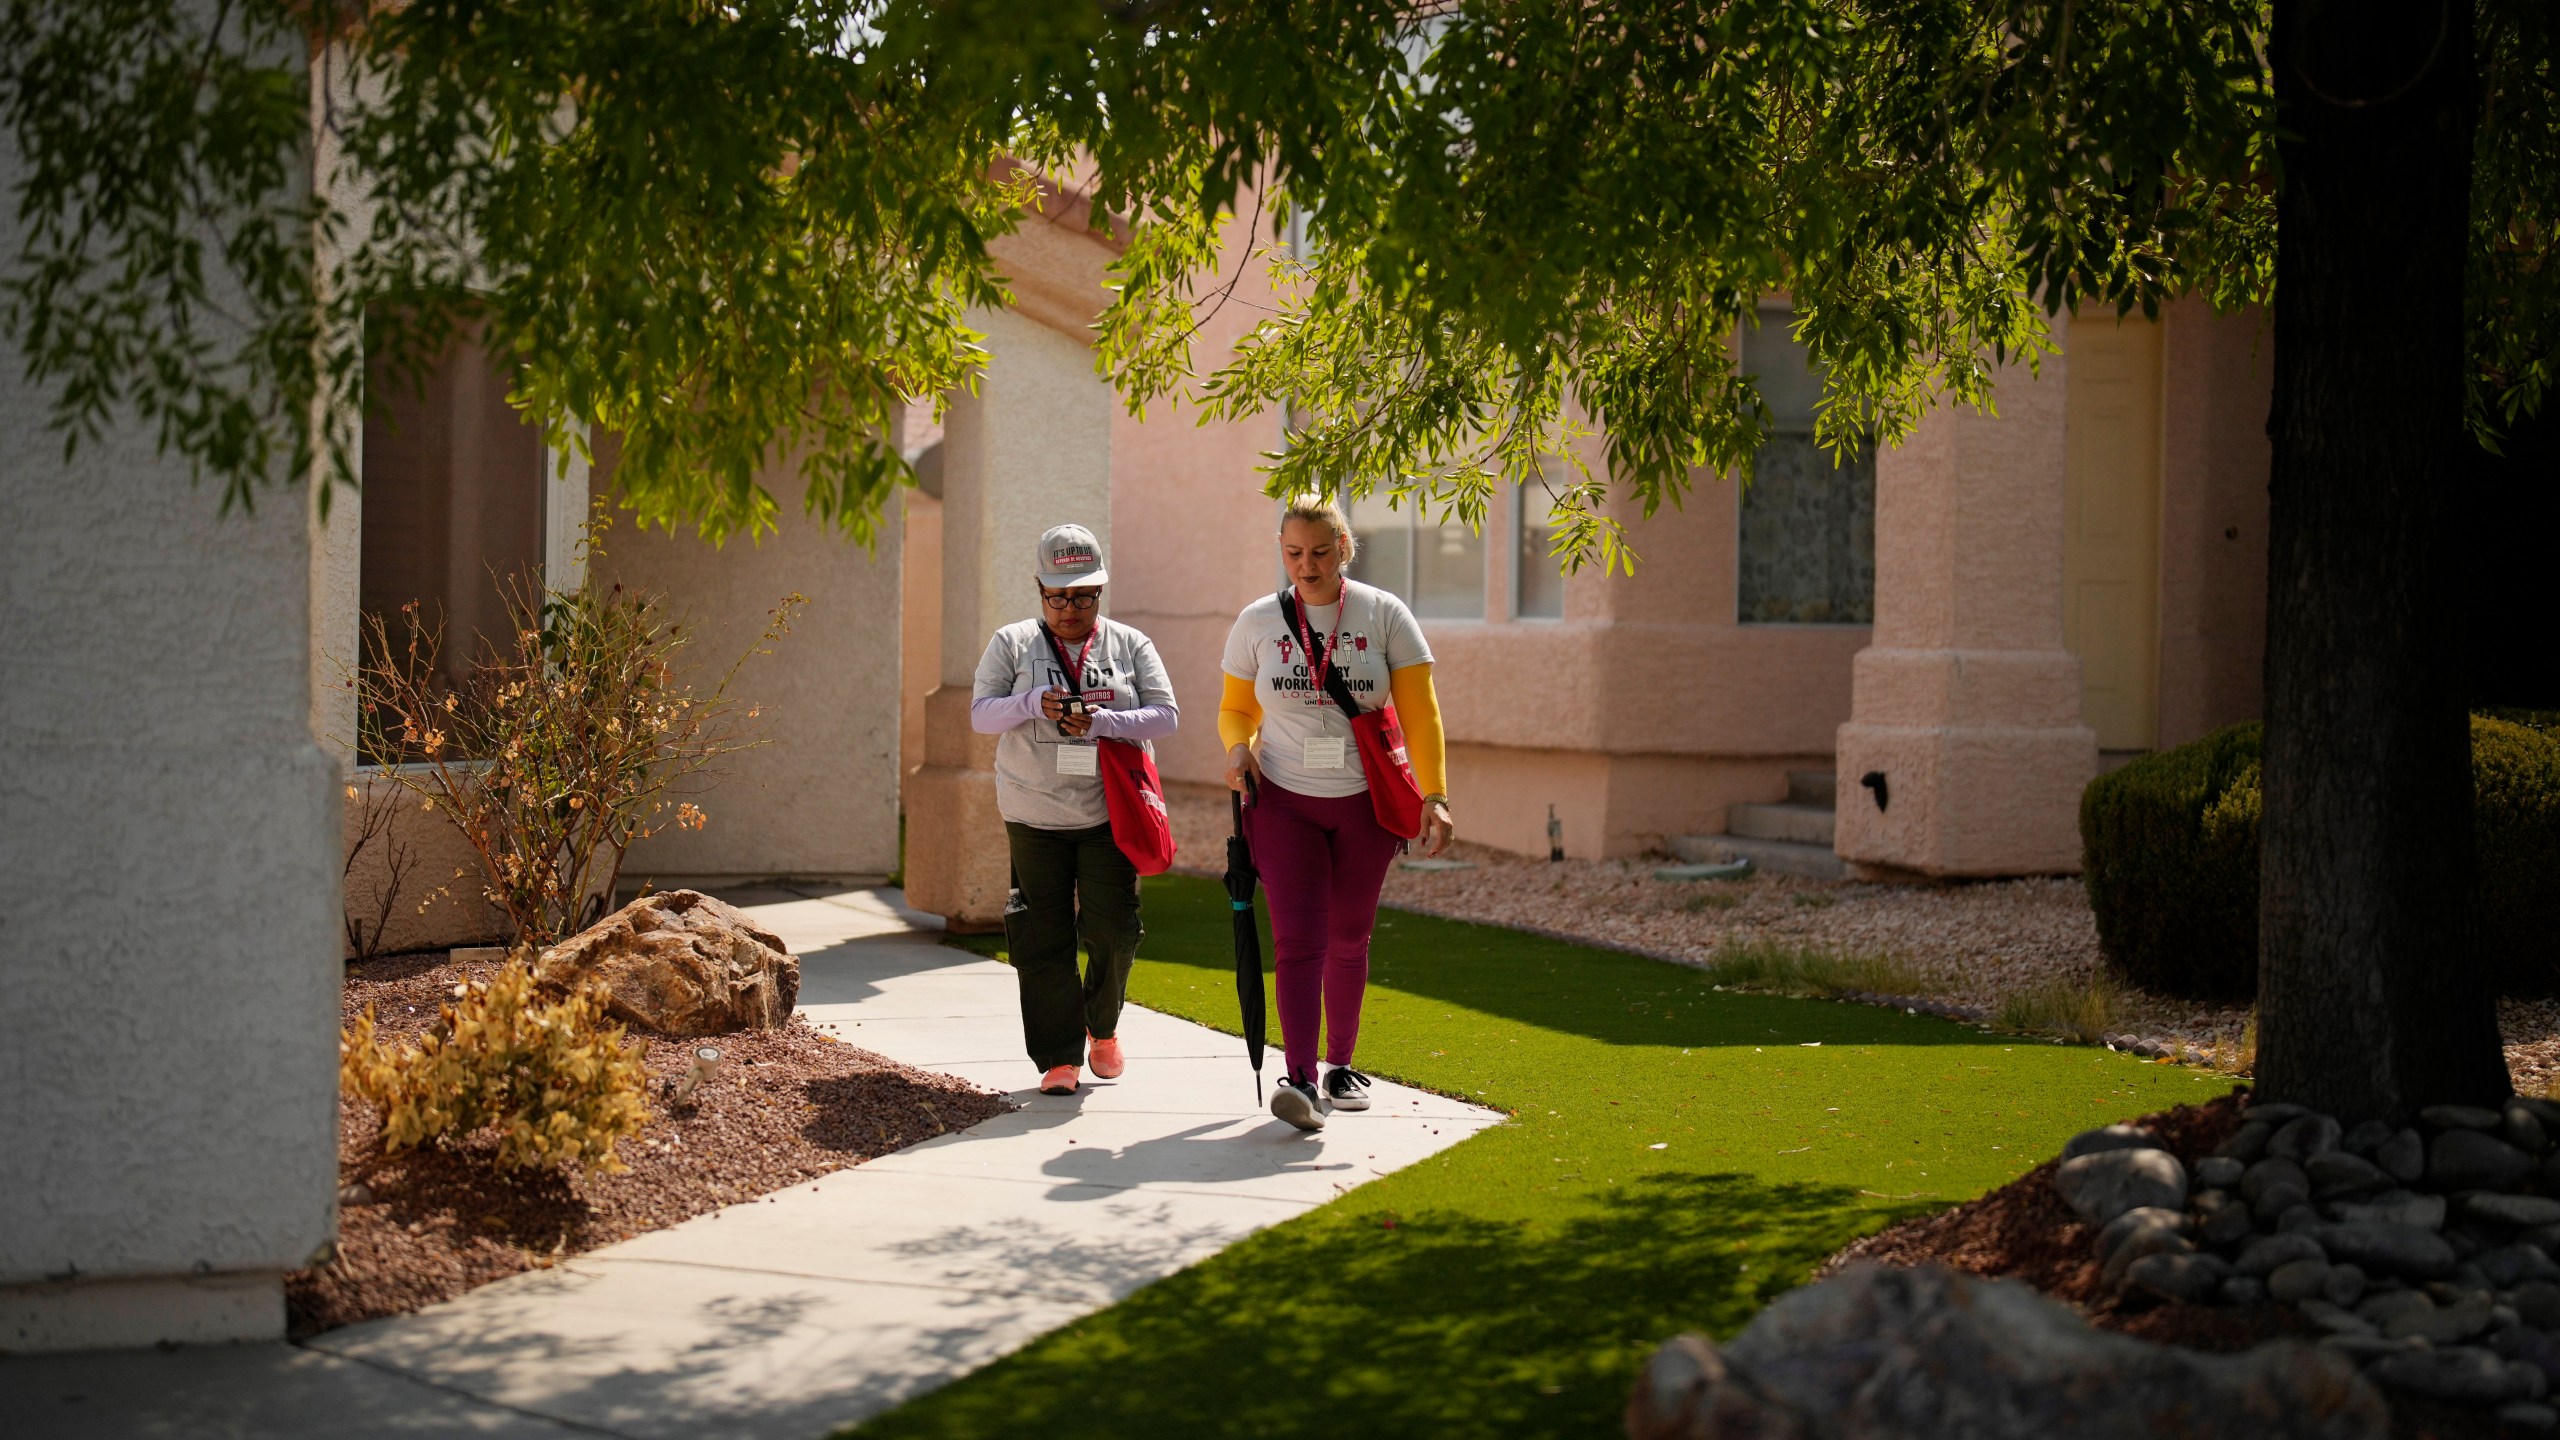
[1224,781,1268,1103]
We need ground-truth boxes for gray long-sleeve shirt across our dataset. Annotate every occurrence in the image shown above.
[970,617,1177,830]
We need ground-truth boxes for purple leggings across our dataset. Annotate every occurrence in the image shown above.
[1248,779,1402,1082]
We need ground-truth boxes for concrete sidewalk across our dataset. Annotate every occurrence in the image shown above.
[2,887,1503,1440]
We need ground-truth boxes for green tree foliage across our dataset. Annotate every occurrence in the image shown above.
[2,0,1027,540]
[7,2,2551,556]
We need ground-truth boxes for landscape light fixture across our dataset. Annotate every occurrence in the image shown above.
[669,1044,723,1105]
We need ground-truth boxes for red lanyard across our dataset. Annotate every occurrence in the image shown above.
[1290,593,1342,695]
[1042,624,1096,693]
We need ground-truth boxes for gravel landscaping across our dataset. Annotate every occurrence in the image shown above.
[289,949,1011,1338]
[1163,782,2560,1093]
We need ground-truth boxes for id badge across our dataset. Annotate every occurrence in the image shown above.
[1056,742,1100,777]
[1302,735,1347,770]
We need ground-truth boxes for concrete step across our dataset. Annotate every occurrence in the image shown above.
[1785,769,1837,807]
[1670,833,1847,881]
[1727,800,1837,847]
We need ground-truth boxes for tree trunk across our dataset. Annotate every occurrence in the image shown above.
[2257,0,2509,1119]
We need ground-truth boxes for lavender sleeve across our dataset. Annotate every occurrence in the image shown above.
[970,689,1046,734]
[1084,703,1178,741]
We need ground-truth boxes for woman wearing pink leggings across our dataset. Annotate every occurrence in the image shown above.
[1219,499,1455,1131]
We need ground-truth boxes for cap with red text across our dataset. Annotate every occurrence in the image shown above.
[1034,523,1108,588]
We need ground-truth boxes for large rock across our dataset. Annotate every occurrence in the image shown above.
[2431,1130,2535,1190]
[1624,1265,2387,1440]
[2054,1148,2188,1227]
[535,889,798,1037]
[2305,1221,2458,1281]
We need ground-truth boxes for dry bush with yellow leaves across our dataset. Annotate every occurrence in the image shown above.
[359,509,803,947]
[341,956,650,1174]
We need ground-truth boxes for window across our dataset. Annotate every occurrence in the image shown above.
[360,323,549,703]
[1346,492,1485,620]
[1514,479,1566,620]
[1738,307,1875,624]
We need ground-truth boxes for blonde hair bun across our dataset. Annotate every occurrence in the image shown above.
[1280,496,1357,565]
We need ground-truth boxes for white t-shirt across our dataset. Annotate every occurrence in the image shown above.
[1221,580,1432,799]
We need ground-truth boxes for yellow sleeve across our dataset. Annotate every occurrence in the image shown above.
[1388,662,1447,800]
[1217,673,1263,753]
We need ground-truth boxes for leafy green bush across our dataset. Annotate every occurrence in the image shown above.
[2083,714,2560,999]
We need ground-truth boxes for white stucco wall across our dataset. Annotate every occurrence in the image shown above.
[600,457,907,886]
[0,32,343,1343]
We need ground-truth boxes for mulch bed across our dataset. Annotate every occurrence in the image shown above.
[286,949,1013,1339]
[1820,1084,2527,1439]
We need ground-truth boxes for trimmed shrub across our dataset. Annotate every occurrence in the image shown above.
[341,955,650,1173]
[2082,714,2560,1000]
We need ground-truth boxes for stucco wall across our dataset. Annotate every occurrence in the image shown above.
[2156,298,2272,747]
[595,460,905,886]
[0,34,341,1344]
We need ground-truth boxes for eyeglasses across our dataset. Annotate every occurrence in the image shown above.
[1040,591,1100,611]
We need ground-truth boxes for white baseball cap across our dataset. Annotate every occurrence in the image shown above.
[1034,523,1108,588]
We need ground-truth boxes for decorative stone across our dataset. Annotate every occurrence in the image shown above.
[2064,1123,2162,1160]
[2324,1263,2367,1309]
[2308,1222,2458,1281]
[534,889,799,1037]
[2277,1203,2323,1233]
[2385,1293,2493,1345]
[2242,1157,2311,1222]
[2506,1100,2553,1156]
[2375,1129,2425,1183]
[2125,1251,2229,1304]
[2215,1120,2274,1162]
[2341,1120,2395,1156]
[2103,1229,2196,1293]
[1621,1265,2390,1440]
[2219,1275,2268,1306]
[2332,1192,2445,1231]
[2237,1231,2328,1277]
[2269,1258,2334,1305]
[2054,1148,2188,1228]
[2518,1095,2560,1132]
[2296,1298,2379,1337]
[2194,1156,2245,1190]
[2515,1280,2560,1331]
[2268,1113,2344,1163]
[2318,1335,2422,1364]
[2095,1207,2190,1265]
[2498,1402,2560,1433]
[2304,1151,2389,1198]
[2196,1191,2257,1247]
[2431,1130,2536,1191]
[2472,1193,2560,1228]
[2367,1345,2537,1406]
[2243,1102,2313,1124]
[2356,1289,2435,1328]
[2421,1104,2505,1133]
[2481,1244,2560,1288]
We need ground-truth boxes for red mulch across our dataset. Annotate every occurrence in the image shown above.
[286,949,1013,1339]
[1820,1084,2532,1439]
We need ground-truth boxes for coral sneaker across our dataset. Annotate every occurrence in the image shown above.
[1039,1064,1080,1095]
[1088,1035,1126,1079]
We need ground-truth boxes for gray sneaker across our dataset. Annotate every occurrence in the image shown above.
[1323,1065,1373,1112]
[1271,1076,1325,1131]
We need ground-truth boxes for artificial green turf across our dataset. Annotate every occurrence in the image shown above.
[850,874,2230,1440]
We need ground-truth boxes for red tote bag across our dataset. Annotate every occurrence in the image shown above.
[1279,589,1428,841]
[1099,738,1178,875]
[1038,620,1178,875]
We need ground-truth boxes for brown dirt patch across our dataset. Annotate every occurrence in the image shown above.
[286,949,1012,1339]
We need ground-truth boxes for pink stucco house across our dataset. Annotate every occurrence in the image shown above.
[891,206,2275,924]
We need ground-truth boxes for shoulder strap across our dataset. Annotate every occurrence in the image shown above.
[1277,588,1364,720]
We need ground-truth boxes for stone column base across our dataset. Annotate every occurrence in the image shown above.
[0,1270,283,1352]
[902,762,1010,931]
[1834,719,2096,877]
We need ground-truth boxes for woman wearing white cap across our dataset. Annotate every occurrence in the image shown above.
[969,524,1179,1095]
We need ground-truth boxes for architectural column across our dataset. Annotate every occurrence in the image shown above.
[1833,352,2098,877]
[1,31,341,1337]
[904,305,1116,928]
